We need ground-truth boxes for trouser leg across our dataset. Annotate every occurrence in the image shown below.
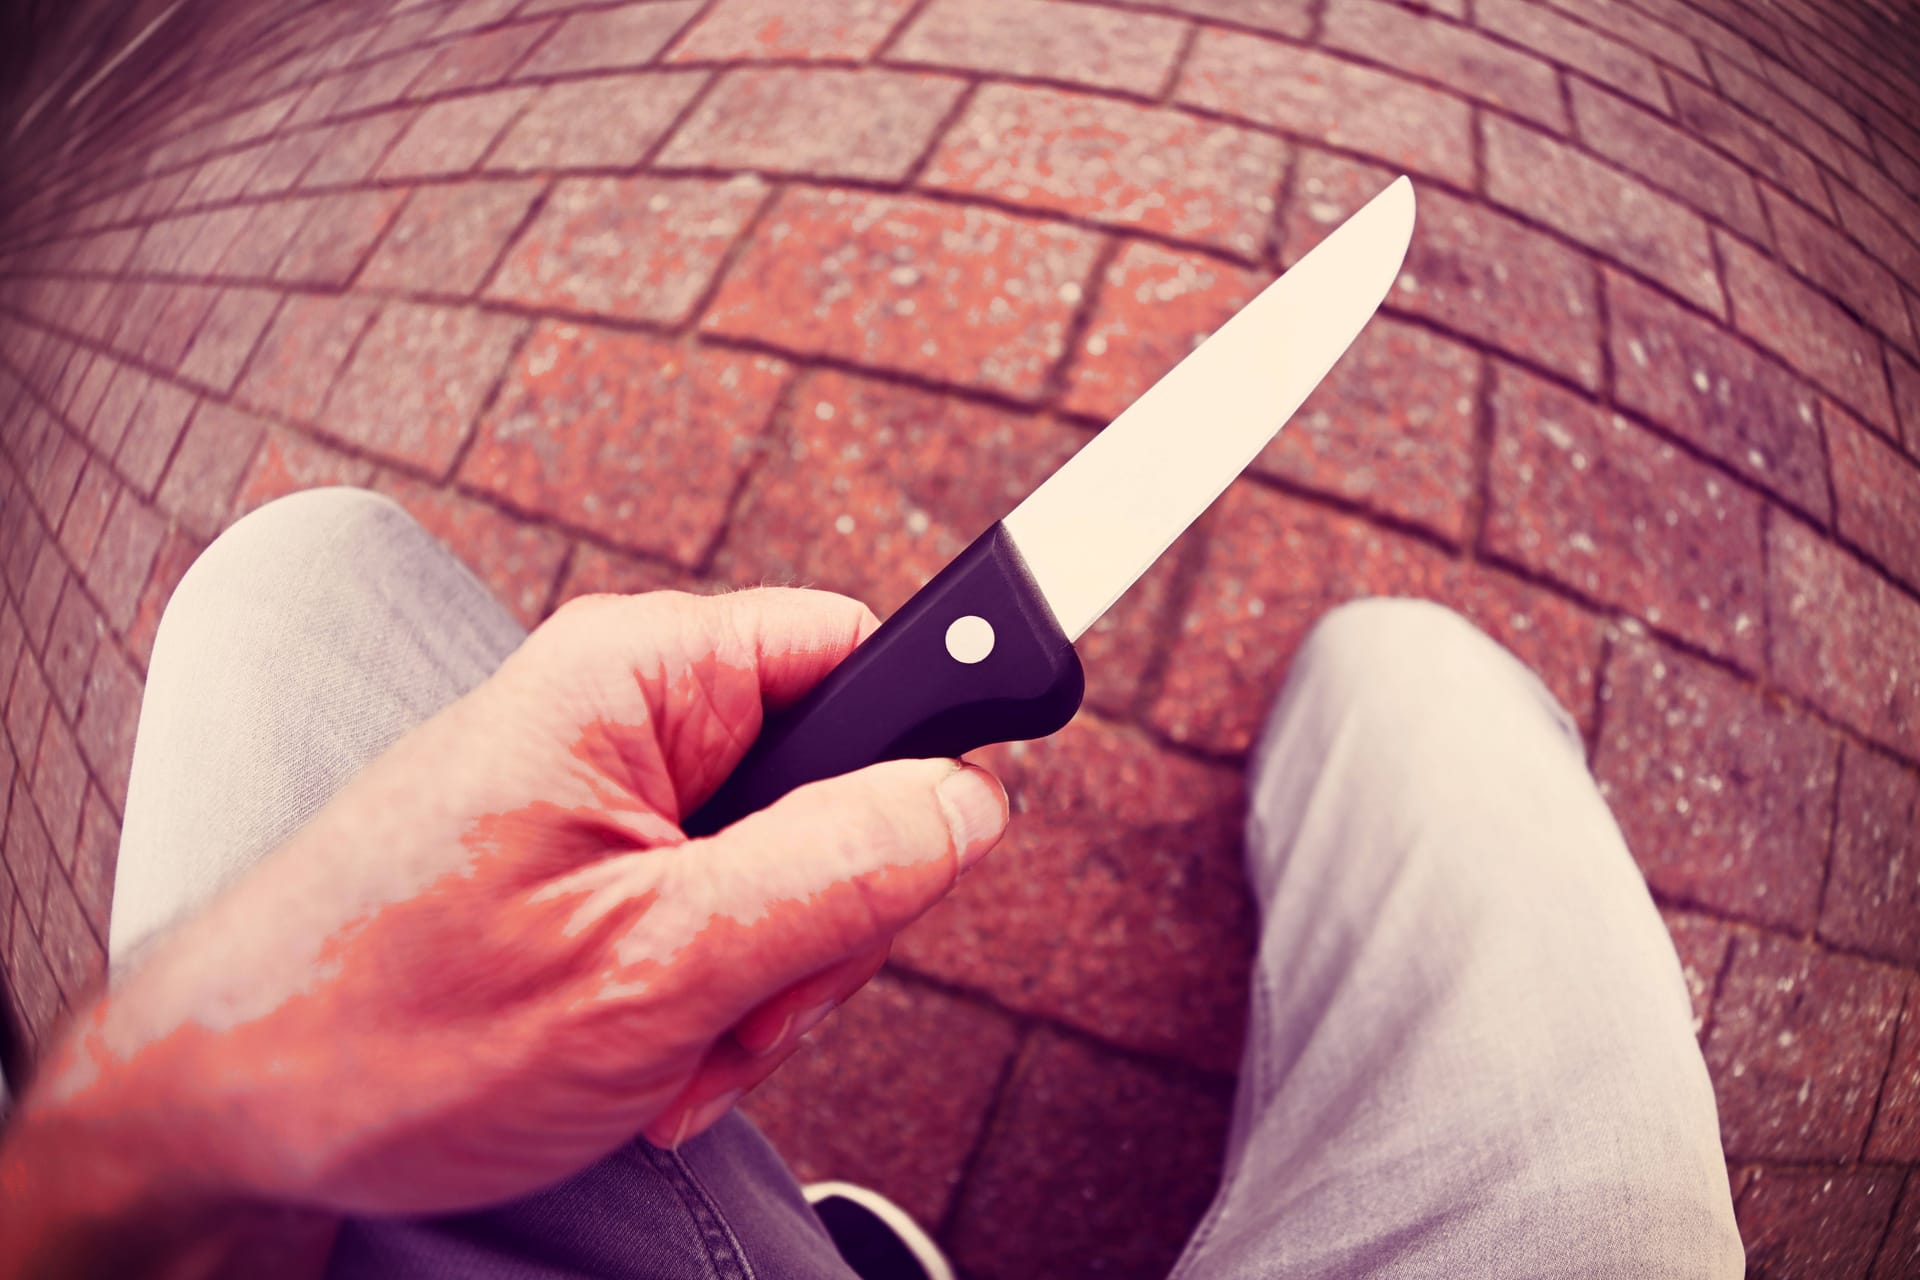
[111,487,853,1280]
[1171,598,1742,1279]
[112,487,526,967]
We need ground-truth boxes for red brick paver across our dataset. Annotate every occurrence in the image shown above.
[741,972,1020,1229]
[360,179,544,297]
[1718,229,1896,434]
[1281,150,1605,390]
[1828,399,1920,592]
[943,1029,1231,1280]
[1873,1181,1920,1278]
[5,0,1920,1273]
[377,88,537,179]
[1485,361,1764,669]
[1596,635,1835,930]
[924,85,1288,259]
[1062,240,1265,424]
[1821,746,1920,970]
[487,72,705,171]
[1569,80,1767,246]
[667,0,916,62]
[1177,34,1474,187]
[465,320,787,565]
[1875,996,1920,1162]
[318,302,525,475]
[657,68,964,182]
[519,3,702,77]
[1483,114,1724,315]
[1737,1168,1906,1278]
[1606,270,1827,520]
[1705,934,1904,1161]
[701,188,1102,400]
[714,368,1079,617]
[487,175,768,324]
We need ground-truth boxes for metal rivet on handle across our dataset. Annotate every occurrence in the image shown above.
[945,614,995,664]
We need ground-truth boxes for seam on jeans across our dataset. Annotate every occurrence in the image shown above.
[641,1142,757,1280]
[1170,1206,1222,1278]
[1163,960,1265,1277]
[1167,1179,1232,1280]
[1252,961,1279,1103]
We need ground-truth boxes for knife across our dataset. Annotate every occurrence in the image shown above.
[684,177,1416,837]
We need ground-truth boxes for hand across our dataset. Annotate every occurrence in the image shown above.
[1,588,1008,1246]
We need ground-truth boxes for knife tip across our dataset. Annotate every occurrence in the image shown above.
[1369,176,1417,266]
[1386,173,1415,213]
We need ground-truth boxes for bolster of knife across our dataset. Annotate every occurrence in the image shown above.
[681,522,1085,837]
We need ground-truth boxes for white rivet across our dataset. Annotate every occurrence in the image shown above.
[945,615,994,664]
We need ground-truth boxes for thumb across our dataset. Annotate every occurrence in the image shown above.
[671,758,1007,1012]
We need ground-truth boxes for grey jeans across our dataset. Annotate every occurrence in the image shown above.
[112,488,1743,1277]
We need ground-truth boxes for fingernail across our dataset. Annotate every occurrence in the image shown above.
[937,763,1008,873]
[751,1011,795,1057]
[789,999,834,1043]
[674,1089,744,1149]
[756,998,834,1057]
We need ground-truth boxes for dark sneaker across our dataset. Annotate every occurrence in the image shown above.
[803,1181,955,1280]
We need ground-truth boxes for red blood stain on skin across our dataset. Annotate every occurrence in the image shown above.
[26,842,943,1214]
[532,588,873,824]
[8,590,925,1224]
[566,715,683,822]
[638,647,775,818]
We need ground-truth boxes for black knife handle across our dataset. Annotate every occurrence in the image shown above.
[683,522,1084,837]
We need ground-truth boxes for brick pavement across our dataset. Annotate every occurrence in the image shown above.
[2,0,1919,1273]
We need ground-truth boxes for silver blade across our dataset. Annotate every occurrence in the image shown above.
[1003,176,1415,641]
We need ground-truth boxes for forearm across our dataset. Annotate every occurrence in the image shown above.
[0,1109,218,1278]
[0,1004,332,1280]
[0,1070,206,1277]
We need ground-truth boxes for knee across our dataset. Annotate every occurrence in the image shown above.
[161,487,420,638]
[1244,596,1603,912]
[1296,597,1485,680]
[1293,598,1514,708]
[1270,597,1579,755]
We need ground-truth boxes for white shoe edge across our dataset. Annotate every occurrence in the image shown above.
[802,1180,956,1280]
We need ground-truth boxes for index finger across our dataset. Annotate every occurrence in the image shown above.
[518,587,883,819]
[713,587,882,713]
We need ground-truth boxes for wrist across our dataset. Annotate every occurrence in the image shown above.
[0,1004,250,1278]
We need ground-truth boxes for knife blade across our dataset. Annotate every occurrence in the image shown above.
[684,176,1415,836]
